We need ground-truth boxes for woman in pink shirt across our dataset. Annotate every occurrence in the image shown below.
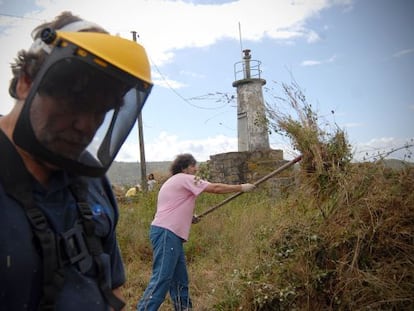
[137,153,255,311]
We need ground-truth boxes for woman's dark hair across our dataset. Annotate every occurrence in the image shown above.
[9,11,107,99]
[170,153,197,175]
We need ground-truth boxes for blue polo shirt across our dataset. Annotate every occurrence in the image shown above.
[0,170,125,311]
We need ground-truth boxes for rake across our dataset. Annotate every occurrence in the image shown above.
[193,154,302,222]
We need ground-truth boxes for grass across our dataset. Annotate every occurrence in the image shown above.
[117,190,277,310]
[115,82,413,310]
[116,163,414,310]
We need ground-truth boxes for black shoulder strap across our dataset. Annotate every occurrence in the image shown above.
[70,178,126,311]
[0,130,125,311]
[0,130,64,311]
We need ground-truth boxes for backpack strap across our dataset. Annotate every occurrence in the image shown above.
[69,179,126,311]
[0,130,125,311]
[0,130,64,311]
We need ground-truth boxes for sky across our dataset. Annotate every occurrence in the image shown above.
[0,0,413,163]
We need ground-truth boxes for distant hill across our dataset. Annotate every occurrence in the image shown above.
[107,158,413,186]
[382,158,414,170]
[107,161,171,186]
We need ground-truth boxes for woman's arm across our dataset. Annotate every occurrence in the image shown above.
[203,183,255,194]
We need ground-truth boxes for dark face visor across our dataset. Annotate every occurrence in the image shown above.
[14,41,152,177]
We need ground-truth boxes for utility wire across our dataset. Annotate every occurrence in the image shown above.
[135,34,234,111]
[150,55,231,110]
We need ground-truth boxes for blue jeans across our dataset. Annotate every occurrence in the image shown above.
[137,226,192,311]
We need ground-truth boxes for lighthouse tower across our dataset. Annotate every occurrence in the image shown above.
[207,49,286,185]
[232,49,270,152]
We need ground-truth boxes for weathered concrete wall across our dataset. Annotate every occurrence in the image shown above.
[233,78,270,152]
[208,149,288,185]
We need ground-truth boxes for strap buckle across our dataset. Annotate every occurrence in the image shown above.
[26,208,49,230]
[60,223,92,273]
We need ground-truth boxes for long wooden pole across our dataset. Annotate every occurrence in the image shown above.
[195,155,302,221]
[131,31,147,192]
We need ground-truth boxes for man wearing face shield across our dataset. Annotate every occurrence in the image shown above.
[0,11,152,311]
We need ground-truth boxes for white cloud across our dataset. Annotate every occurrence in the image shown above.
[153,77,188,89]
[353,137,414,162]
[179,70,205,79]
[118,133,413,164]
[301,59,322,66]
[116,131,238,162]
[118,131,303,163]
[306,29,321,43]
[0,0,348,114]
[301,54,337,66]
[392,48,414,58]
[0,0,346,64]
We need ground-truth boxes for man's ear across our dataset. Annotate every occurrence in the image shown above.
[15,74,32,99]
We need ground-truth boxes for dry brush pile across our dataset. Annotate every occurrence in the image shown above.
[117,82,413,310]
[235,82,414,310]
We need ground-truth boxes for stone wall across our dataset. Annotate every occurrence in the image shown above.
[208,149,290,185]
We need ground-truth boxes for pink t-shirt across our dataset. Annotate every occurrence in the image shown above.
[151,173,209,241]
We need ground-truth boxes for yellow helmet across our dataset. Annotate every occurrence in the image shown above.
[56,31,152,88]
[14,28,153,177]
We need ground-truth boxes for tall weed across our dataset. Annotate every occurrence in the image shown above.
[117,82,413,310]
